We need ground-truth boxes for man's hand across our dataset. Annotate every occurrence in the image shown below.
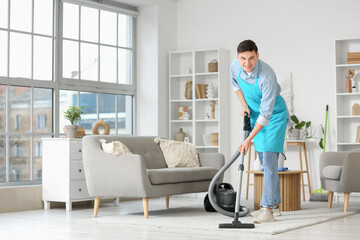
[240,138,251,154]
[241,105,250,117]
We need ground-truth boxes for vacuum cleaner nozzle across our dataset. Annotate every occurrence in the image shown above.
[219,221,255,229]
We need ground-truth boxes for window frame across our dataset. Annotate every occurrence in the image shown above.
[0,0,137,186]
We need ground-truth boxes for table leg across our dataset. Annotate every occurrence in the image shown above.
[303,142,312,197]
[298,143,305,201]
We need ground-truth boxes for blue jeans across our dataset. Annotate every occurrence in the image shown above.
[258,152,281,209]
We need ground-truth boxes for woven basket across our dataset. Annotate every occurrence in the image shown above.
[208,60,218,72]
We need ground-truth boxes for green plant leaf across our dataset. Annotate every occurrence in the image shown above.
[306,121,311,128]
[319,138,324,149]
[295,121,305,129]
[291,115,299,124]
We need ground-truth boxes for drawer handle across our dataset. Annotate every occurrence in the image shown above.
[78,149,82,152]
[78,188,82,192]
[78,169,82,173]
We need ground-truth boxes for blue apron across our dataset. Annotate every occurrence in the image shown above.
[237,69,287,153]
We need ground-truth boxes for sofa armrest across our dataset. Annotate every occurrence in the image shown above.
[198,152,225,169]
[319,152,347,179]
[83,138,152,198]
[340,152,360,191]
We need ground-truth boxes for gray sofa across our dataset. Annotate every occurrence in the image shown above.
[82,135,225,218]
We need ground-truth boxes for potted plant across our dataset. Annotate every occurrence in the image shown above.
[64,106,85,138]
[288,115,311,140]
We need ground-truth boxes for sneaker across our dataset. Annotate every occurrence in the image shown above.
[273,206,281,217]
[250,208,265,218]
[253,207,276,223]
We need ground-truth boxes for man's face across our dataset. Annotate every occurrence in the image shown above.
[237,51,259,73]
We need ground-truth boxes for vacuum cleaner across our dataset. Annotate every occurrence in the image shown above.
[207,113,255,229]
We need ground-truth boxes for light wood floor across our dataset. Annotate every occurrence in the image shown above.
[0,197,359,240]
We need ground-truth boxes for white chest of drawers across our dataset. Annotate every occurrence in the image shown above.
[42,138,118,211]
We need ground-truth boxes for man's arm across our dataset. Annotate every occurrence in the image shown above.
[235,89,250,116]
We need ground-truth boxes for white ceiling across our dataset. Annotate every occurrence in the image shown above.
[112,0,156,7]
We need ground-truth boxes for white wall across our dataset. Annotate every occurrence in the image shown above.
[173,0,360,196]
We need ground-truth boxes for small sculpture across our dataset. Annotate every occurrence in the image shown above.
[210,100,216,119]
[346,69,355,93]
[184,81,192,100]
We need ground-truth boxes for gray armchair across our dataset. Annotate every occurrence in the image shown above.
[320,151,360,212]
[82,135,225,218]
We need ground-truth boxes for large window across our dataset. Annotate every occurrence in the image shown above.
[0,0,136,186]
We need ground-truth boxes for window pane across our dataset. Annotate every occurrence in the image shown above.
[9,136,30,182]
[118,14,132,48]
[9,33,31,78]
[34,36,53,80]
[33,88,52,133]
[100,10,116,46]
[0,136,5,182]
[80,92,97,134]
[9,86,30,132]
[63,2,79,39]
[99,93,115,134]
[118,95,132,134]
[0,85,5,132]
[0,0,8,28]
[118,49,132,84]
[10,0,31,32]
[63,40,79,79]
[34,0,53,36]
[59,90,78,134]
[0,30,7,77]
[100,46,116,83]
[81,6,98,43]
[81,43,98,81]
[33,136,49,181]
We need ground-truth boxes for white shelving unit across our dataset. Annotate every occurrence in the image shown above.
[335,38,360,151]
[168,48,229,159]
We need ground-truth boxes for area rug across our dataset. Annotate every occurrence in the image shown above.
[85,200,360,235]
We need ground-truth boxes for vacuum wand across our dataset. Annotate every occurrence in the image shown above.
[208,113,255,229]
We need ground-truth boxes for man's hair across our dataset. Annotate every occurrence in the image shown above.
[237,40,258,54]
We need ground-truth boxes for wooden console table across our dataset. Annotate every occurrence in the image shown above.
[246,140,311,201]
[249,170,307,211]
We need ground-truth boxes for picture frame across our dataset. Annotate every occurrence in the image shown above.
[178,106,190,120]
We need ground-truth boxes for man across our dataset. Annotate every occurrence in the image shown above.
[230,40,288,223]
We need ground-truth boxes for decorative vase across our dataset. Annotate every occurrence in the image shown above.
[288,128,300,140]
[206,83,215,98]
[184,81,192,100]
[64,125,78,138]
[175,128,186,141]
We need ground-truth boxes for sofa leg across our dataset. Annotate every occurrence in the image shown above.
[93,197,100,218]
[142,198,149,219]
[166,196,170,209]
[344,192,350,212]
[328,191,333,208]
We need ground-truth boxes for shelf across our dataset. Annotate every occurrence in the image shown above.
[337,115,360,119]
[195,72,218,76]
[170,74,193,78]
[195,146,219,149]
[195,119,218,122]
[337,93,360,96]
[170,120,193,123]
[336,63,360,68]
[170,99,193,103]
[195,98,218,102]
[337,142,360,146]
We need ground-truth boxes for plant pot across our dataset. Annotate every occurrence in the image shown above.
[64,125,78,138]
[288,128,300,140]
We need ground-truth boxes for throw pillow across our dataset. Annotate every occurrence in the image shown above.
[99,139,132,155]
[154,137,200,168]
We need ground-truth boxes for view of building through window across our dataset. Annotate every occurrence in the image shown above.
[0,0,135,185]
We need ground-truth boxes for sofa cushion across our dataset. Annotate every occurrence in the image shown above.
[323,165,343,180]
[148,167,218,185]
[99,139,132,155]
[154,137,200,168]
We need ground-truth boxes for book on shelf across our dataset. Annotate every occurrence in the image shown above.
[195,84,208,99]
[347,58,360,64]
[347,52,360,58]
